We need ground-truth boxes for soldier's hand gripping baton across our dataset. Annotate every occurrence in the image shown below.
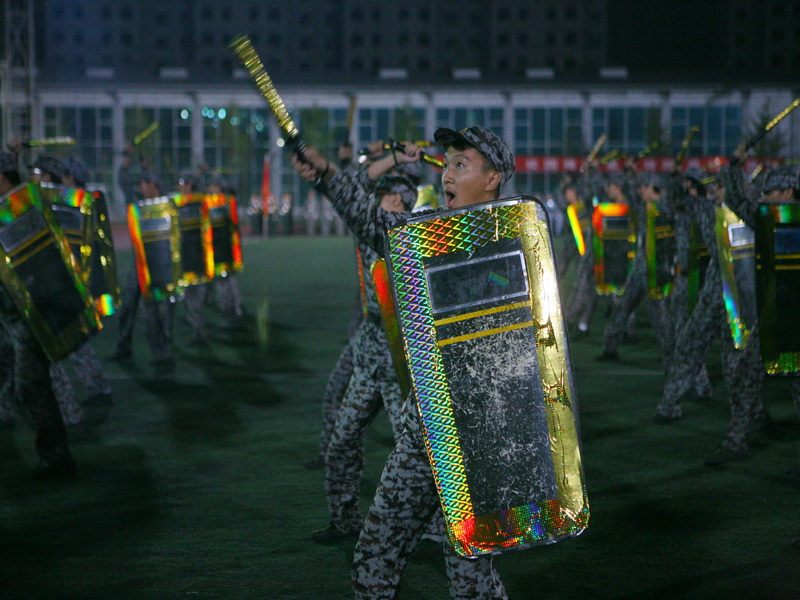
[387,140,443,169]
[742,98,800,154]
[230,35,306,155]
[581,134,606,171]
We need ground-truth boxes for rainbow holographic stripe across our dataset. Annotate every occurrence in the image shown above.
[757,202,800,374]
[206,193,244,276]
[371,258,411,399]
[566,204,586,255]
[387,197,588,557]
[592,202,631,295]
[127,198,182,302]
[715,205,754,349]
[645,202,675,299]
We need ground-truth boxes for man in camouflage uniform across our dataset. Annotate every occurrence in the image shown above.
[111,151,175,367]
[651,168,716,421]
[598,171,670,363]
[716,158,800,468]
[205,173,245,328]
[0,151,76,478]
[311,174,416,543]
[293,125,515,599]
[563,165,605,335]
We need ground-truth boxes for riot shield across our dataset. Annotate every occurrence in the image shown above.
[173,193,214,286]
[687,222,711,311]
[645,201,676,299]
[0,183,100,361]
[206,193,243,277]
[370,258,411,399]
[592,202,634,295]
[386,195,588,558]
[127,197,183,302]
[715,204,757,349]
[756,202,800,374]
[88,190,120,316]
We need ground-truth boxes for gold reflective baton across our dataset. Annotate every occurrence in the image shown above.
[230,35,305,153]
[25,136,76,147]
[586,134,607,162]
[748,163,764,184]
[133,122,159,146]
[744,98,800,153]
[675,126,700,163]
[598,149,619,165]
[635,140,662,160]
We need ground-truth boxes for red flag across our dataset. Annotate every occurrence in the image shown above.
[261,154,271,214]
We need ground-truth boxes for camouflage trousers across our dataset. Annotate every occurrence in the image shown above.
[656,274,722,418]
[602,252,669,361]
[564,245,599,329]
[0,286,71,466]
[352,395,507,600]
[214,275,243,324]
[315,338,355,461]
[50,339,112,425]
[184,282,210,342]
[114,263,175,361]
[324,318,405,534]
[718,323,767,452]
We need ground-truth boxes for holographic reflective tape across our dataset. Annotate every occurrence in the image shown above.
[566,204,586,255]
[371,258,411,399]
[715,204,753,349]
[90,190,120,316]
[355,246,368,318]
[687,222,710,311]
[206,194,244,276]
[645,202,674,299]
[592,202,631,295]
[127,198,182,302]
[387,197,588,557]
[756,202,800,374]
[173,193,214,284]
[0,182,100,361]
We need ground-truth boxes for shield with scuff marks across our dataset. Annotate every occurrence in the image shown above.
[386,195,588,558]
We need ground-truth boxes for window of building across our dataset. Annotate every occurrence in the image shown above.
[418,8,430,21]
[670,105,740,156]
[546,7,557,20]
[564,6,577,20]
[121,32,133,46]
[497,33,509,47]
[351,8,363,21]
[546,32,556,47]
[564,32,576,47]
[120,7,132,20]
[268,8,281,20]
[516,106,582,156]
[418,33,430,46]
[497,8,510,20]
[351,34,364,47]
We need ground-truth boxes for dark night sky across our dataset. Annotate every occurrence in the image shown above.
[607,0,726,72]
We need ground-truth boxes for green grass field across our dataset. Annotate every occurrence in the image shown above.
[1,235,798,600]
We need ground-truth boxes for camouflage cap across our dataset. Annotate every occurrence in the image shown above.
[375,174,417,211]
[762,165,800,192]
[138,170,162,191]
[31,155,66,180]
[63,156,89,187]
[177,171,197,188]
[606,173,627,188]
[0,151,17,174]
[206,172,229,190]
[683,166,706,184]
[637,172,662,188]
[434,125,515,186]
[392,160,422,186]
